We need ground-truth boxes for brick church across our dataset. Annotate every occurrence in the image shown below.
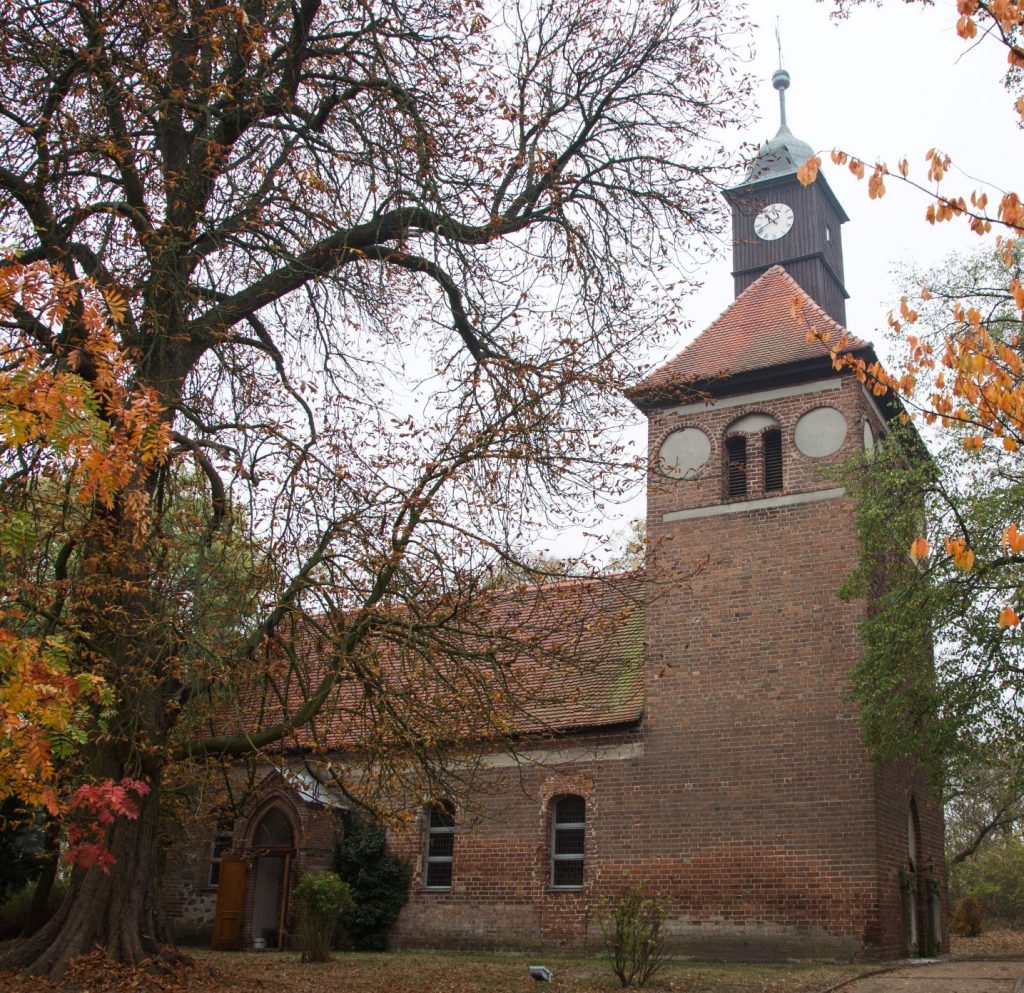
[161,72,946,960]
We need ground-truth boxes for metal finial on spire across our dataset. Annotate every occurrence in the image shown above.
[773,19,789,128]
[772,68,790,128]
[740,40,810,184]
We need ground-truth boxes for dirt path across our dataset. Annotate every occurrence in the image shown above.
[837,959,1024,993]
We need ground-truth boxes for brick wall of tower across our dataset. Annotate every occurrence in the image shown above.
[639,373,944,958]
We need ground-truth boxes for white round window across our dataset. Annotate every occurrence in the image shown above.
[794,407,848,458]
[658,428,711,479]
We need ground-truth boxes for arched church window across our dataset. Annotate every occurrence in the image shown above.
[254,807,294,849]
[550,795,585,888]
[424,800,455,889]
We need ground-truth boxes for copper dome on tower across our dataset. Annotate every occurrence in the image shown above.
[743,68,814,183]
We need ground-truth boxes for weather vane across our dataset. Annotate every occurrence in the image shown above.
[773,17,789,129]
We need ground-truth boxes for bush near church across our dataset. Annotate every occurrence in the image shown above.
[333,814,411,951]
[597,883,669,989]
[294,871,352,963]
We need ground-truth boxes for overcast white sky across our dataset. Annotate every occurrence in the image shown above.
[546,0,1024,558]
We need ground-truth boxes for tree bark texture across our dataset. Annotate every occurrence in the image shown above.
[3,780,170,978]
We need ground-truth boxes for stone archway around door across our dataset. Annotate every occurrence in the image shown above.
[248,807,295,951]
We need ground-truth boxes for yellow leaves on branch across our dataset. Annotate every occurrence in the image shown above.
[909,537,930,563]
[0,262,168,511]
[944,536,975,572]
[101,286,128,325]
[999,606,1021,629]
[1002,522,1024,554]
[0,261,158,809]
[957,14,978,38]
[926,148,951,184]
[868,169,886,201]
[999,192,1024,231]
[0,630,76,812]
[800,151,885,198]
[995,529,1024,631]
[797,0,1024,635]
[807,141,1020,240]
[796,155,821,187]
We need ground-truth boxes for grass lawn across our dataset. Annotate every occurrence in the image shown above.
[6,933,1024,992]
[0,945,874,993]
[190,948,871,993]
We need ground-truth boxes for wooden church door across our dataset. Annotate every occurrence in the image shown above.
[211,855,247,950]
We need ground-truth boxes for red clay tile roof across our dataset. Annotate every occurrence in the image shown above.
[629,265,871,405]
[220,572,645,754]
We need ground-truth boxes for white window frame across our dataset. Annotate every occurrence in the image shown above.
[550,796,585,889]
[423,801,455,890]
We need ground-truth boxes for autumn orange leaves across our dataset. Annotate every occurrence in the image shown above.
[0,263,168,511]
[795,1,1024,636]
[0,261,165,819]
[903,536,973,575]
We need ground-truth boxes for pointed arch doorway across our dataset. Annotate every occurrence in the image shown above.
[250,807,295,950]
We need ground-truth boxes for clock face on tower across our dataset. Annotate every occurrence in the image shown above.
[753,202,794,241]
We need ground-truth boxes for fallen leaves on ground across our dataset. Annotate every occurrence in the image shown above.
[0,947,870,993]
[951,927,1024,959]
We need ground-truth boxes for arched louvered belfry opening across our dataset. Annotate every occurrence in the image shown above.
[724,412,782,499]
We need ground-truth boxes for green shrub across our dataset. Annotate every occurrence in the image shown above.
[597,883,668,988]
[952,895,983,937]
[333,814,411,951]
[293,871,352,962]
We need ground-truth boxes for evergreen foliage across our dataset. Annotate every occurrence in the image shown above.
[841,421,1024,779]
[839,425,947,772]
[333,815,412,951]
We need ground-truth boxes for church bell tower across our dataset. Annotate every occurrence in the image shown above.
[724,69,849,325]
[624,71,946,960]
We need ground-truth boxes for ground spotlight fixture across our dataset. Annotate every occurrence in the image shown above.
[528,965,552,983]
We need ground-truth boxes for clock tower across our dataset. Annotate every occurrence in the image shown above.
[624,66,947,961]
[724,70,849,325]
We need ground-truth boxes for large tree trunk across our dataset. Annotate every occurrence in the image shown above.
[1,775,177,979]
